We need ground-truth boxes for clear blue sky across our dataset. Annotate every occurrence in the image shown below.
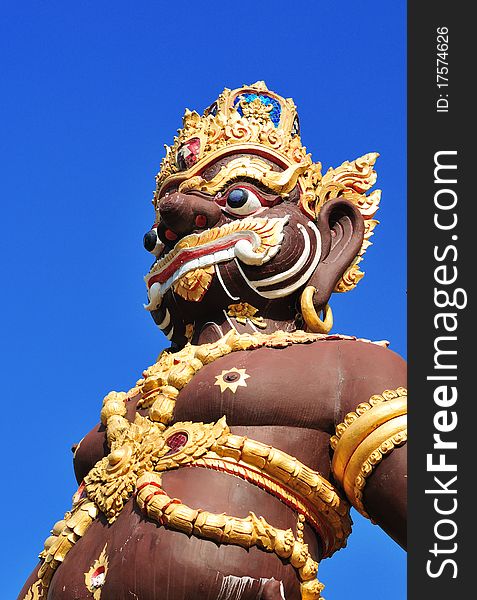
[1,2,406,598]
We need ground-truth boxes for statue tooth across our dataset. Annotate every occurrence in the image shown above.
[164,274,175,293]
[143,282,162,311]
[165,326,174,341]
[213,248,233,262]
[198,255,211,268]
[177,263,189,278]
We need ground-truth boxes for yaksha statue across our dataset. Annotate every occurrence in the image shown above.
[20,82,407,600]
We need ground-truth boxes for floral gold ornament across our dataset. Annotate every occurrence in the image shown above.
[239,96,274,123]
[227,302,267,329]
[22,581,43,600]
[37,500,99,590]
[214,367,251,393]
[172,265,214,302]
[330,388,407,519]
[84,414,167,522]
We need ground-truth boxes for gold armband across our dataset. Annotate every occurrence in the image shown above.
[330,387,407,519]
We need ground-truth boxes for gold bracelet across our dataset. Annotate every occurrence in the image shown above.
[330,388,407,519]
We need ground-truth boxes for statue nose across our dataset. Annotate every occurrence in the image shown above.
[158,192,222,238]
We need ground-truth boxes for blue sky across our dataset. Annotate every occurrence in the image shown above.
[1,2,406,598]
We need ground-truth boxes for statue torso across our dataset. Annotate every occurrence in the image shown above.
[31,338,403,600]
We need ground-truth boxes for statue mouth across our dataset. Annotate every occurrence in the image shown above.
[144,215,289,310]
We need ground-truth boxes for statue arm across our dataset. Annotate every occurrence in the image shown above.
[72,391,142,484]
[331,341,407,549]
[73,422,109,484]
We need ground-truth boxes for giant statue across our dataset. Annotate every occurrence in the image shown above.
[19,81,407,600]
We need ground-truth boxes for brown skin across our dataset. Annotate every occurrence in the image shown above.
[19,151,407,600]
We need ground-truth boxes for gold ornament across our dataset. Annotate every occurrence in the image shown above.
[196,432,351,556]
[330,387,407,519]
[240,96,273,123]
[22,581,44,600]
[303,153,381,293]
[154,81,307,197]
[84,414,167,522]
[37,499,99,589]
[184,323,195,342]
[84,544,109,599]
[227,302,267,329]
[177,156,310,198]
[136,471,325,599]
[173,265,214,302]
[214,367,251,393]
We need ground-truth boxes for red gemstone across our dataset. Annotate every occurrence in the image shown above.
[165,432,188,455]
[176,137,201,170]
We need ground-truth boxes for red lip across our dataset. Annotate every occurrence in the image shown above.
[146,234,254,288]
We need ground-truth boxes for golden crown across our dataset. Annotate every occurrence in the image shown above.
[154,81,381,293]
[155,81,306,192]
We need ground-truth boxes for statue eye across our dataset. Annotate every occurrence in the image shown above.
[224,187,262,216]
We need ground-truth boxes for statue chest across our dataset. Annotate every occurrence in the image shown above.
[171,344,338,431]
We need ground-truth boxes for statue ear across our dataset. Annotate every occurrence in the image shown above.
[310,198,365,307]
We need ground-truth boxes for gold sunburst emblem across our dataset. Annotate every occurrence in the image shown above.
[85,544,109,599]
[214,367,250,393]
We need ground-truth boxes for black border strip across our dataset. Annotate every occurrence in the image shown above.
[408,2,471,596]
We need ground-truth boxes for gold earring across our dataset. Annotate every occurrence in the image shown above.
[300,286,333,334]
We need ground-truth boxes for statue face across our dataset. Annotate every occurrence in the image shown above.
[143,152,365,345]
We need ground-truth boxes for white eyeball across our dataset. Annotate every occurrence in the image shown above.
[225,187,262,216]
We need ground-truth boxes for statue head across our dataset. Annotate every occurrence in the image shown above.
[143,82,380,348]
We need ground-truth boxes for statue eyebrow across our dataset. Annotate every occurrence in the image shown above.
[183,175,280,197]
[177,156,309,197]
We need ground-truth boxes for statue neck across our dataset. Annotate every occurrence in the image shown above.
[193,313,301,346]
[166,298,303,351]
